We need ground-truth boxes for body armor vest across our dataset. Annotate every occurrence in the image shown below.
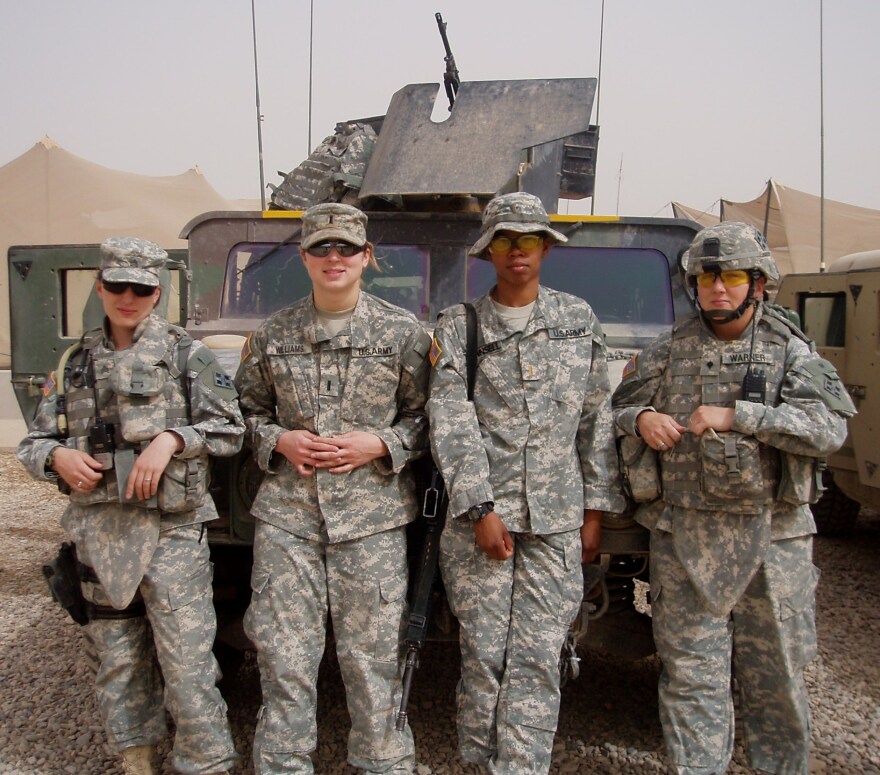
[658,310,788,513]
[61,318,205,512]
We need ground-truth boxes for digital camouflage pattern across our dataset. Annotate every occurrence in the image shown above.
[99,236,168,287]
[468,192,567,257]
[684,221,780,285]
[234,290,430,774]
[299,201,368,250]
[17,313,243,774]
[612,302,854,775]
[235,292,431,543]
[427,287,624,773]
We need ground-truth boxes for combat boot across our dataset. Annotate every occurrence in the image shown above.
[120,745,156,775]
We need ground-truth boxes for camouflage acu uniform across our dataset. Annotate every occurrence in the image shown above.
[427,287,624,774]
[18,313,243,775]
[235,290,431,774]
[612,305,854,775]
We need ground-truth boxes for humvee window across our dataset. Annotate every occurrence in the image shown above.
[800,293,846,347]
[466,246,674,325]
[222,242,429,320]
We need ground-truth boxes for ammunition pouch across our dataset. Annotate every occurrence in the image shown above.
[699,429,770,505]
[778,453,825,506]
[618,435,661,503]
[42,543,147,626]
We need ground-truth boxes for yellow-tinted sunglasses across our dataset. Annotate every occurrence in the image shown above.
[489,234,545,254]
[695,269,751,288]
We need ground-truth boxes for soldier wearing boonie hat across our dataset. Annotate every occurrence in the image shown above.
[469,191,567,257]
[300,202,368,250]
[428,192,623,773]
[100,236,167,286]
[18,235,243,775]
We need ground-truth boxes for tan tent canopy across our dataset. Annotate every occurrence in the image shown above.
[0,137,255,368]
[673,179,880,278]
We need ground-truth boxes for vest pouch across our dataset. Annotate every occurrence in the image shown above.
[700,429,765,502]
[619,434,661,503]
[110,356,168,443]
[777,452,821,506]
[157,456,208,513]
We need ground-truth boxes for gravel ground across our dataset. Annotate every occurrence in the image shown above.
[1,449,878,774]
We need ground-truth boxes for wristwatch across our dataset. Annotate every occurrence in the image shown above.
[465,501,494,523]
[44,446,60,480]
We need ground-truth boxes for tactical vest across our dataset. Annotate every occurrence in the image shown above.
[61,318,207,513]
[658,310,789,514]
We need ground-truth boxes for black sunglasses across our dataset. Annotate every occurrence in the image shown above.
[101,280,157,297]
[305,241,364,258]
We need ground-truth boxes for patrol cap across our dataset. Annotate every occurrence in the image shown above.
[469,192,567,257]
[100,236,167,287]
[685,221,780,285]
[300,202,368,250]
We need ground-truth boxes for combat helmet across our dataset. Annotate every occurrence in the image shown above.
[685,221,778,324]
[685,221,779,285]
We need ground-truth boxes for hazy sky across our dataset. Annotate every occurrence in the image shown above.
[4,0,879,218]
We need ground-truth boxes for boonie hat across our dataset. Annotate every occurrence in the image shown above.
[100,236,167,287]
[469,192,568,257]
[301,203,368,250]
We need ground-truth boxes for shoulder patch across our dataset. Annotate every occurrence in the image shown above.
[621,354,639,380]
[429,337,443,368]
[241,334,254,363]
[43,371,56,397]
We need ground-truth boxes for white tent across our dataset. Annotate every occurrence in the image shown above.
[673,179,880,278]
[0,137,256,443]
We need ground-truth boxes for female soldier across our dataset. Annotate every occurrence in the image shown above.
[17,237,243,775]
[235,203,431,774]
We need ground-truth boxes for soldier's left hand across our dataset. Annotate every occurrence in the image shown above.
[317,431,389,474]
[688,406,735,436]
[126,431,182,501]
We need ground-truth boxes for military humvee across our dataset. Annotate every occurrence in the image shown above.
[9,76,701,659]
[776,249,880,533]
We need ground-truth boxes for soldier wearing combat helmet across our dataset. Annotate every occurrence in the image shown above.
[18,236,243,775]
[612,221,856,775]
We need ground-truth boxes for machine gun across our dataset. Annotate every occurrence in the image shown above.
[435,12,460,110]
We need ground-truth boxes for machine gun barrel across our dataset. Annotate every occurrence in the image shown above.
[435,12,460,110]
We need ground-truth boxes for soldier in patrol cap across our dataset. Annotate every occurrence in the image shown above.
[427,192,625,773]
[612,222,856,774]
[235,202,431,774]
[17,236,243,775]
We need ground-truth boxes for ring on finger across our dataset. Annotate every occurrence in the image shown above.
[658,442,667,450]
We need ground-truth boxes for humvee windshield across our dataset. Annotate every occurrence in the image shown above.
[221,242,430,320]
[467,246,675,325]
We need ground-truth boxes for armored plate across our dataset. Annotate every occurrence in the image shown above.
[359,78,596,199]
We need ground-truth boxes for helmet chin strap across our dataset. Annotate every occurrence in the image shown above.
[696,274,759,324]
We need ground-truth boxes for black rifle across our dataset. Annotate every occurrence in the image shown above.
[435,12,460,110]
[395,465,448,731]
[396,304,477,730]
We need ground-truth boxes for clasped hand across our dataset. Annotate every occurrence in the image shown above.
[276,429,389,476]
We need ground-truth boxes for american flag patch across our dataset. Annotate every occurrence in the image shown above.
[241,334,254,363]
[621,354,638,379]
[429,337,443,367]
[42,371,56,397]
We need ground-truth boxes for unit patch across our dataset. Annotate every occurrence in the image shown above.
[214,372,234,390]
